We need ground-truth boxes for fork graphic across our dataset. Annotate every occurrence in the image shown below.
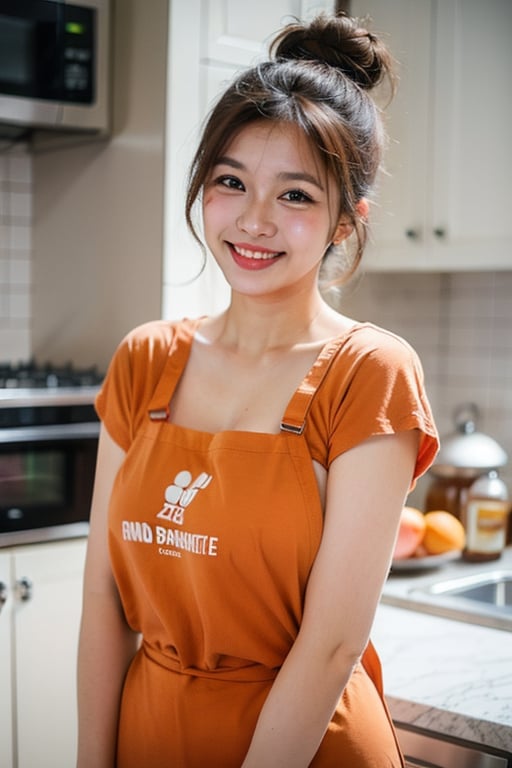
[180,472,212,506]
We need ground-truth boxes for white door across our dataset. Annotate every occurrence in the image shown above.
[14,540,86,768]
[350,0,433,270]
[0,551,13,768]
[429,0,512,270]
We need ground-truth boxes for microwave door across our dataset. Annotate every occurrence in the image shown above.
[0,4,60,129]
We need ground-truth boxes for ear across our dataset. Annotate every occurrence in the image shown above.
[332,199,369,245]
[356,197,369,220]
[331,217,352,245]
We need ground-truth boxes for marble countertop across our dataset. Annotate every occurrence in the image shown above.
[372,547,512,754]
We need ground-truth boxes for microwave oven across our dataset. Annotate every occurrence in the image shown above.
[0,0,111,137]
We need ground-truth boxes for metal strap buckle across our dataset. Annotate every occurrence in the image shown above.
[280,421,304,435]
[149,407,169,421]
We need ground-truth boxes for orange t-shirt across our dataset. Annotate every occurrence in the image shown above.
[96,318,438,767]
[98,318,437,475]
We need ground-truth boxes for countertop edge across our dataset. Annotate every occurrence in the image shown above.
[385,695,512,754]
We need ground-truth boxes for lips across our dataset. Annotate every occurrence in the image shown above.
[228,242,284,270]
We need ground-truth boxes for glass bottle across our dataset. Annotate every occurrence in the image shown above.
[463,471,510,562]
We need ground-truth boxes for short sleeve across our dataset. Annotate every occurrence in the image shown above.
[95,321,176,451]
[305,324,439,483]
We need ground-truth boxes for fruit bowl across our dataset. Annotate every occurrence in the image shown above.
[391,550,462,572]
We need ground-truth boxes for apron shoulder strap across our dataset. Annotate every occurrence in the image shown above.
[280,334,348,435]
[147,317,203,421]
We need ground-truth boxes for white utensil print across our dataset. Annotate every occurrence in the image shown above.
[180,472,212,506]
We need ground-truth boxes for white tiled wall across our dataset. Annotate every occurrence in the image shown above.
[0,145,32,363]
[335,271,512,503]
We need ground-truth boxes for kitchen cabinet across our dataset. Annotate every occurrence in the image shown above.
[0,538,87,768]
[163,0,335,318]
[0,552,13,768]
[350,0,512,272]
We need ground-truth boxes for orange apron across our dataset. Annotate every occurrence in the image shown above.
[108,320,404,767]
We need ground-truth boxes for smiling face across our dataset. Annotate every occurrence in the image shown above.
[202,120,346,300]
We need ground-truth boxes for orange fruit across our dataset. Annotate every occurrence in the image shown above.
[393,506,426,559]
[422,510,466,555]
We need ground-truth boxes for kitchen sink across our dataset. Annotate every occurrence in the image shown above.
[419,570,512,607]
[407,569,512,631]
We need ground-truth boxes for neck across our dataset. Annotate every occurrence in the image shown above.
[202,289,341,357]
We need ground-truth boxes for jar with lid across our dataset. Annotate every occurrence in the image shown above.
[425,403,508,523]
[463,471,510,562]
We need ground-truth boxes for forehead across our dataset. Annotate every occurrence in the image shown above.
[219,120,324,174]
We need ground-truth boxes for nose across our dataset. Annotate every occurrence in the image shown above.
[236,196,277,238]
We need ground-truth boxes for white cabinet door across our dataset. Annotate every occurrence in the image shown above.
[429,0,512,270]
[352,0,512,272]
[0,552,13,768]
[13,539,87,768]
[204,0,333,66]
[350,0,433,270]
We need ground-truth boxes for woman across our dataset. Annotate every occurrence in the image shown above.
[77,12,438,767]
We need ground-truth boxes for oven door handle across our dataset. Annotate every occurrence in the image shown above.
[0,422,100,444]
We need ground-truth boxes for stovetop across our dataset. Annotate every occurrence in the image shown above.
[0,361,104,408]
[0,361,103,390]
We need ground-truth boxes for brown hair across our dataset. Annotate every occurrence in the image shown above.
[186,12,395,283]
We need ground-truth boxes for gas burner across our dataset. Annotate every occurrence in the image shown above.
[0,361,104,390]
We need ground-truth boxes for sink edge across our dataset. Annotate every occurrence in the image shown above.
[380,591,512,632]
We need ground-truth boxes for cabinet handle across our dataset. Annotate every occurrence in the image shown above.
[0,581,7,614]
[433,227,446,238]
[405,228,420,240]
[15,577,33,602]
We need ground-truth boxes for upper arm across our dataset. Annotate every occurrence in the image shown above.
[300,429,419,657]
[82,425,126,598]
[306,328,438,484]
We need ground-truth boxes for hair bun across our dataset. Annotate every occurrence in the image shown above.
[270,13,392,91]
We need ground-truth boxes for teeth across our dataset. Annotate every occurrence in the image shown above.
[234,245,280,260]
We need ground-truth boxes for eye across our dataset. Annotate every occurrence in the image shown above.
[215,175,245,191]
[281,189,314,203]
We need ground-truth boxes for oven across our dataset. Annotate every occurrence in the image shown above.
[0,362,102,547]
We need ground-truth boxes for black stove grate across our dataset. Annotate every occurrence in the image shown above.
[0,361,104,390]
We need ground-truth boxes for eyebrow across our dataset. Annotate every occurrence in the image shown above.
[214,156,325,191]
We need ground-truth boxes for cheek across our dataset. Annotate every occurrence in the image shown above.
[202,189,214,207]
[202,195,226,236]
[287,212,332,247]
[203,192,238,228]
[202,190,220,220]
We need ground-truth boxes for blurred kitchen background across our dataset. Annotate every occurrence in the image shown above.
[1,3,512,767]
[1,0,511,500]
